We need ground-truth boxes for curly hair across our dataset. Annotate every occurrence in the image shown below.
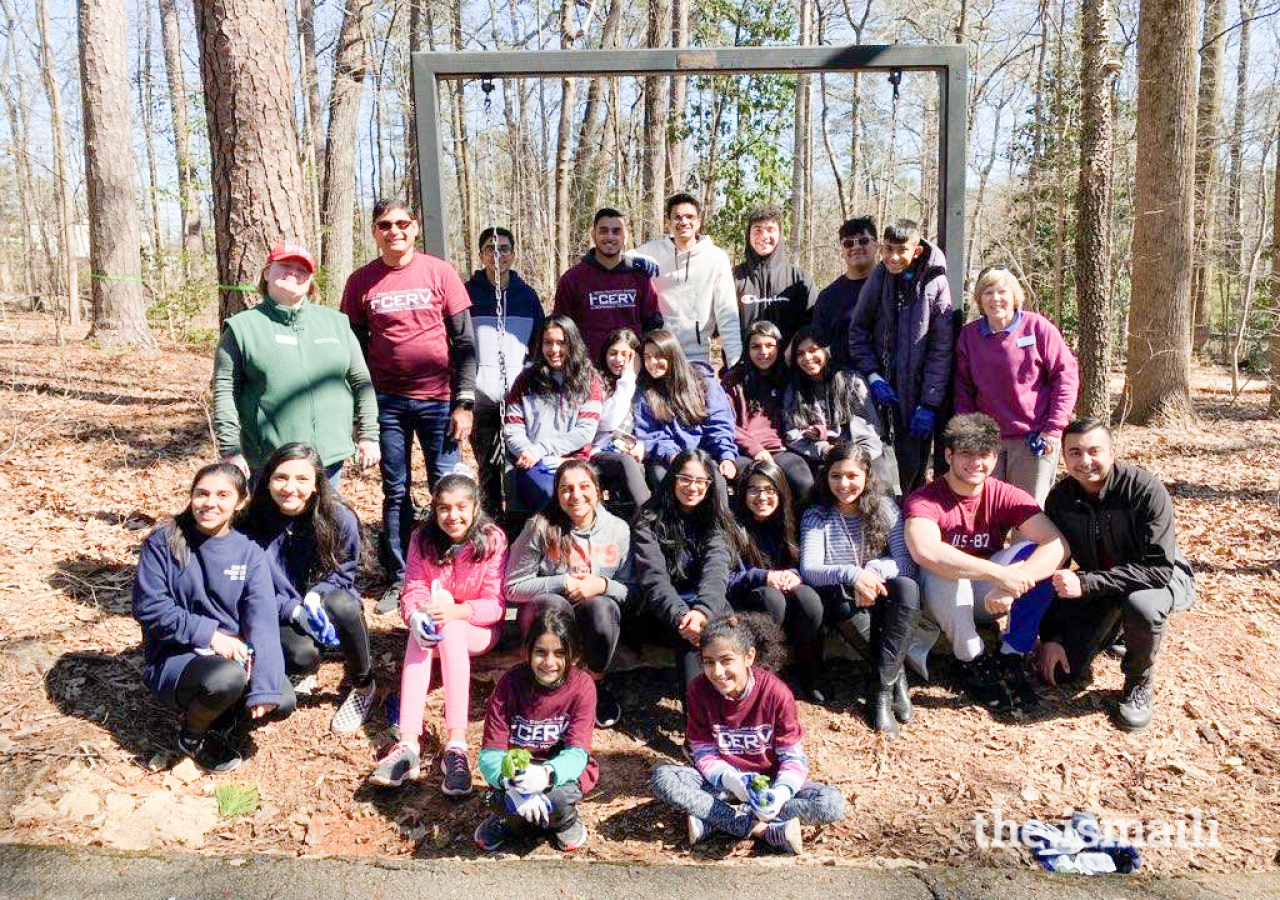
[523,605,584,684]
[809,442,893,558]
[941,413,1002,456]
[699,612,787,671]
[519,314,598,405]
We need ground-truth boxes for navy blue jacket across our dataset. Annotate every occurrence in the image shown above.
[247,504,361,622]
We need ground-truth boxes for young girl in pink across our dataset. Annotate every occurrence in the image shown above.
[370,474,508,796]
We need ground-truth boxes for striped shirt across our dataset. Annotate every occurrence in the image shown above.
[799,499,916,589]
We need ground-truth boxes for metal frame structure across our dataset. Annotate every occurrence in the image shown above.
[412,45,968,304]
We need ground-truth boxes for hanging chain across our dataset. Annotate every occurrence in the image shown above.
[480,77,513,505]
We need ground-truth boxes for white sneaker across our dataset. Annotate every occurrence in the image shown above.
[331,680,376,735]
[292,673,319,696]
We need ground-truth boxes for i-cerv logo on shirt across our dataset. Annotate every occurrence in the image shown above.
[369,290,438,313]
[587,290,637,310]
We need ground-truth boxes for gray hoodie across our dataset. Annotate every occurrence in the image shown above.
[504,506,633,605]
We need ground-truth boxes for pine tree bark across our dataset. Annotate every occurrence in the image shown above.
[193,0,310,322]
[642,0,671,240]
[1190,0,1225,349]
[36,0,80,327]
[158,0,203,271]
[1119,0,1198,425]
[667,0,689,193]
[553,0,579,275]
[140,0,165,288]
[1075,0,1117,420]
[1225,1,1251,275]
[80,0,154,347]
[320,0,374,300]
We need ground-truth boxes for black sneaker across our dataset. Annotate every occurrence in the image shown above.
[1116,677,1154,732]
[595,682,622,729]
[177,730,241,774]
[474,814,512,852]
[996,653,1039,711]
[376,581,404,615]
[956,657,1011,710]
[440,747,475,797]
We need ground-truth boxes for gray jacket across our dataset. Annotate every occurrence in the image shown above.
[504,506,633,605]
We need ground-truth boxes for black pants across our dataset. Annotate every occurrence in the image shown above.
[733,582,826,687]
[1041,567,1190,684]
[486,781,583,833]
[279,589,373,685]
[518,593,622,674]
[173,655,297,737]
[895,433,934,496]
[470,402,505,519]
[736,451,815,506]
[592,451,651,514]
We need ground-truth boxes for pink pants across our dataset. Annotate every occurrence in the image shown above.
[397,619,500,740]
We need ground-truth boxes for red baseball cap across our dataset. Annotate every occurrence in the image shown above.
[267,243,316,273]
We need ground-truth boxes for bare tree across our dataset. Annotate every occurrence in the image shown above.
[158,0,204,271]
[139,0,165,288]
[642,0,671,240]
[80,0,154,347]
[1119,0,1198,425]
[1270,127,1280,415]
[193,0,310,322]
[789,0,813,261]
[1075,0,1118,420]
[297,0,323,243]
[0,0,40,299]
[320,0,374,299]
[36,0,79,327]
[668,0,689,192]
[1190,0,1226,349]
[1225,0,1252,275]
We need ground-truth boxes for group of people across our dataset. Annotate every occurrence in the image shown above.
[133,194,1196,856]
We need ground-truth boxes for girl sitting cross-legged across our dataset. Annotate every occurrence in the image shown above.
[650,612,846,855]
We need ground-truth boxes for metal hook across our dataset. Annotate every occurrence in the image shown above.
[888,69,902,104]
[480,77,496,112]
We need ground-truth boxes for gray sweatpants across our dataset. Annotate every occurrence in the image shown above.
[994,437,1060,507]
[651,764,846,838]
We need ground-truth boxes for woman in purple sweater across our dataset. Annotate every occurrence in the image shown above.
[954,267,1079,504]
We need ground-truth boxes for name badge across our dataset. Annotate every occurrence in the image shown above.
[1016,334,1036,348]
[274,334,299,345]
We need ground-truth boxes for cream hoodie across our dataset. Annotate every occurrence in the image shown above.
[634,234,742,367]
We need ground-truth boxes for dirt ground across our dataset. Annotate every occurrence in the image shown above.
[0,310,1277,872]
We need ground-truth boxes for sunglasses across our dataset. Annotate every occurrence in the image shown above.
[976,263,1011,279]
[376,219,414,232]
[841,236,874,248]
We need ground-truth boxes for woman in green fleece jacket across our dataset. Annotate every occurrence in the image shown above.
[212,244,380,487]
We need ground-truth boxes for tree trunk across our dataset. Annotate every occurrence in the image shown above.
[80,0,154,347]
[36,0,80,327]
[451,3,476,273]
[789,0,812,260]
[194,0,310,322]
[1190,0,1226,349]
[320,0,374,301]
[1119,0,1198,425]
[298,0,323,243]
[667,0,689,192]
[1051,0,1067,324]
[1074,0,1117,420]
[553,0,579,276]
[140,0,166,289]
[642,0,671,240]
[1269,125,1280,415]
[574,0,623,230]
[1225,1,1251,275]
[159,0,204,271]
[0,0,41,299]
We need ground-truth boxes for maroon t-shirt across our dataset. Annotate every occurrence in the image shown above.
[341,252,470,400]
[482,664,599,794]
[685,668,804,776]
[903,476,1041,559]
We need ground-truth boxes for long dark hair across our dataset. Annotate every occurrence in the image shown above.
[722,320,789,416]
[523,606,584,686]
[786,326,860,433]
[519,314,596,403]
[636,448,741,581]
[533,460,602,570]
[414,474,501,565]
[700,612,786,671]
[637,329,708,425]
[732,458,798,567]
[597,327,641,396]
[809,442,892,557]
[239,443,357,586]
[164,462,249,567]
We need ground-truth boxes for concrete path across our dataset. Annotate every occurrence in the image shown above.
[2,843,1277,900]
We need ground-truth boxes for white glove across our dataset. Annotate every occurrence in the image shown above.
[506,789,552,826]
[750,784,794,822]
[510,764,552,794]
[430,578,454,607]
[408,610,440,649]
[719,770,752,804]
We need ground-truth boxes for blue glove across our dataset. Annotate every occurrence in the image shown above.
[408,610,441,649]
[294,593,339,647]
[868,375,899,407]
[749,784,794,822]
[908,406,937,440]
[1025,431,1048,458]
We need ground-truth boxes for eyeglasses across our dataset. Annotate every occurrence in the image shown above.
[841,236,874,248]
[675,474,711,489]
[670,213,699,222]
[745,485,779,498]
[376,219,414,232]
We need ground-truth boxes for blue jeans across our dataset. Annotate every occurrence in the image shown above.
[512,461,558,511]
[377,393,460,581]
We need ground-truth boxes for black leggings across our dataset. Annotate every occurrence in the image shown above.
[174,655,297,737]
[731,583,825,645]
[279,589,373,686]
[518,593,622,674]
[592,451,652,512]
[841,576,923,687]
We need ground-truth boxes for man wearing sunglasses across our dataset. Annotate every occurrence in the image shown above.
[812,216,878,370]
[848,218,956,495]
[341,198,478,614]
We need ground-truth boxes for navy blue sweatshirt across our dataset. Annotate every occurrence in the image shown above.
[466,269,545,408]
[246,504,361,622]
[132,525,284,708]
[728,517,796,595]
[812,274,868,370]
